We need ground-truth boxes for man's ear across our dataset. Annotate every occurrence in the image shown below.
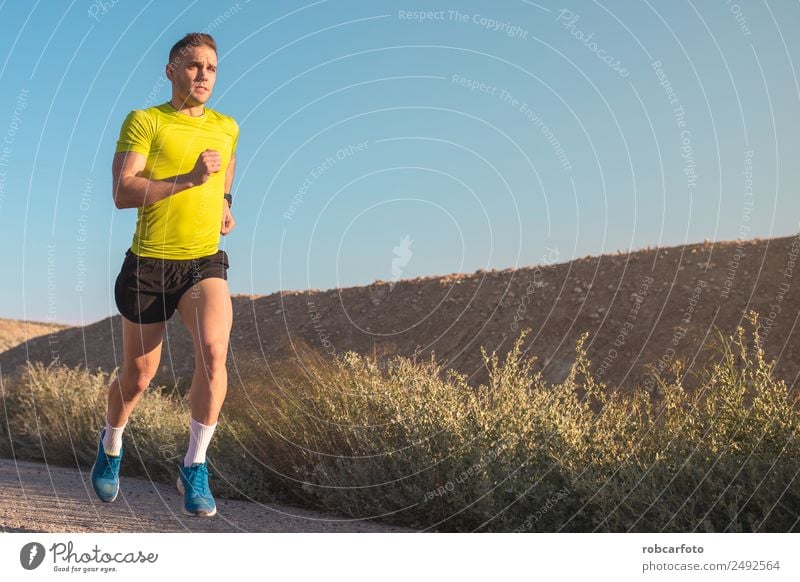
[165,63,174,81]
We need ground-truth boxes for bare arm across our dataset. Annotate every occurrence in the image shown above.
[112,149,220,209]
[220,153,236,235]
[224,153,236,194]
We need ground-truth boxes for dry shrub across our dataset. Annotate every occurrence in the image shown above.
[1,311,797,531]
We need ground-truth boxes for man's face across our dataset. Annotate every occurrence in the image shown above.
[166,45,217,107]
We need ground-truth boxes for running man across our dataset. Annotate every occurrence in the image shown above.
[91,32,239,517]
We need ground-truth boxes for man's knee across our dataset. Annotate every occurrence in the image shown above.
[198,340,228,373]
[118,368,155,395]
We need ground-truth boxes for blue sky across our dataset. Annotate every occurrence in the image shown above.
[0,0,797,324]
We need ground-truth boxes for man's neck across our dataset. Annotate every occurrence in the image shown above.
[168,97,204,117]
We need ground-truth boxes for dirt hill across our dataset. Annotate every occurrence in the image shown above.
[1,235,798,395]
[0,318,70,354]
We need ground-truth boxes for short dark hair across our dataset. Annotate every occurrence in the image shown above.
[169,33,217,65]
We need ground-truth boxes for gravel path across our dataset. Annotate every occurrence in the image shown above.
[0,458,413,533]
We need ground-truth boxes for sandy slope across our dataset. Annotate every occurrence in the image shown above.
[0,458,413,533]
[0,319,70,353]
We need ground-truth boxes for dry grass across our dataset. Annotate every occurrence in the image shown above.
[1,311,798,531]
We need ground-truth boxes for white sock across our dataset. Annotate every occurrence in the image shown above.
[184,418,217,467]
[102,417,126,457]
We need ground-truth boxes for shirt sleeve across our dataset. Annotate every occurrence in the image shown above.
[231,120,239,155]
[115,109,154,156]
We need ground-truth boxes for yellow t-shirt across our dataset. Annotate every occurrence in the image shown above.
[115,102,239,259]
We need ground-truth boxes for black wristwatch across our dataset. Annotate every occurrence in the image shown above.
[224,193,233,207]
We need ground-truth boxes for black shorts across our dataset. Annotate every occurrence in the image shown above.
[114,248,229,324]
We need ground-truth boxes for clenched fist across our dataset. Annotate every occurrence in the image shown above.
[191,149,222,185]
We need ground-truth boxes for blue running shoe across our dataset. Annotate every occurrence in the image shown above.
[176,462,217,517]
[91,429,122,502]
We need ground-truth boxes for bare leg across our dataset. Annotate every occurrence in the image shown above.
[106,318,166,427]
[176,277,233,425]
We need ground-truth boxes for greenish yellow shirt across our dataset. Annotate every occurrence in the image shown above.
[115,102,239,259]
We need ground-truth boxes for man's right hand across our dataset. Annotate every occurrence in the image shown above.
[191,149,222,185]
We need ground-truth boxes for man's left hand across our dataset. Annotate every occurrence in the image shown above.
[221,201,235,235]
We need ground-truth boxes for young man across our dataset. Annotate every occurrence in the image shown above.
[91,32,239,517]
